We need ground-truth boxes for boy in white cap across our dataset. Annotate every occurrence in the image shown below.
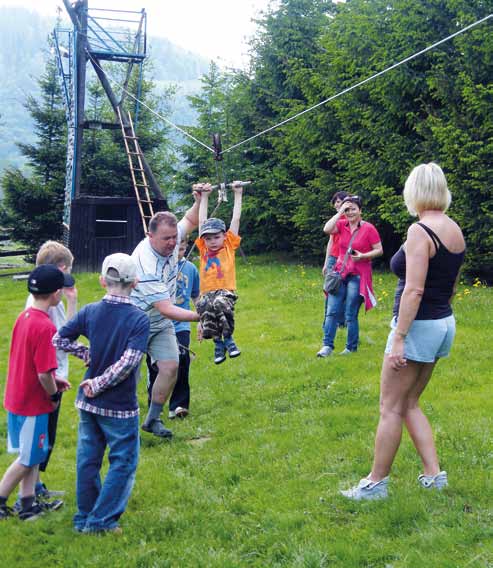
[195,182,243,364]
[53,253,150,534]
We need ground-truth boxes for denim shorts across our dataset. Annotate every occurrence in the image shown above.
[7,412,49,467]
[148,324,179,363]
[385,315,456,363]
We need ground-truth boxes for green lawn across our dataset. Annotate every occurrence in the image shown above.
[0,255,491,567]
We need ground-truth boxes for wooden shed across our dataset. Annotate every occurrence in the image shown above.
[69,195,168,273]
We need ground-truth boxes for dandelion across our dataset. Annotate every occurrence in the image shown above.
[464,288,471,295]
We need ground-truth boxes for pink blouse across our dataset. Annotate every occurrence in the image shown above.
[335,219,381,311]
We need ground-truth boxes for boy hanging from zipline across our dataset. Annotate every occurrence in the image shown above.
[195,181,244,364]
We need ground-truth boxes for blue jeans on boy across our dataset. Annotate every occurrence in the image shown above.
[323,274,362,352]
[74,410,139,532]
[325,256,345,327]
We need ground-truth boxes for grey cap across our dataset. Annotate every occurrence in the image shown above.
[102,253,137,283]
[200,217,226,237]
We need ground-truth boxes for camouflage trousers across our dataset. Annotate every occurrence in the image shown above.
[196,290,238,340]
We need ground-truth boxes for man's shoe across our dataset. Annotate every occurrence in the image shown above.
[36,482,65,499]
[340,476,389,501]
[0,504,14,520]
[18,502,46,521]
[317,346,333,358]
[174,406,189,419]
[418,471,448,490]
[141,419,173,439]
[339,348,355,355]
[225,341,241,358]
[214,343,226,365]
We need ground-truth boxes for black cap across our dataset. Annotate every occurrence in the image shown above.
[28,264,72,294]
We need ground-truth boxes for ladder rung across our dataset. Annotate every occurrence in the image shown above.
[124,135,138,140]
[135,183,148,187]
[132,168,145,172]
[128,151,141,156]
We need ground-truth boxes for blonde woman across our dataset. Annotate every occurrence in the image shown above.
[342,163,465,500]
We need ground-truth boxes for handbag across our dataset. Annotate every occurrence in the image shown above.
[323,227,360,295]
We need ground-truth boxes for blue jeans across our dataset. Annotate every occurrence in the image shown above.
[325,256,345,326]
[74,410,140,532]
[323,274,362,351]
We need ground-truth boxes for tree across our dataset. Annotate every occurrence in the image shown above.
[0,54,66,248]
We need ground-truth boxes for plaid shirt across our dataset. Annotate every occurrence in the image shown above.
[53,294,145,419]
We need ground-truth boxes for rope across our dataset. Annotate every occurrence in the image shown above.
[220,13,492,155]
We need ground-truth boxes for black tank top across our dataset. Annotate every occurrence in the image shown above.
[390,223,465,320]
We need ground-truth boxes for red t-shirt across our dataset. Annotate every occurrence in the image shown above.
[4,307,58,416]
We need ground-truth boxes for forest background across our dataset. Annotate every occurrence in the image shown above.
[0,0,492,279]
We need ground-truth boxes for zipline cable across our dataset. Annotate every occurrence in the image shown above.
[220,13,492,156]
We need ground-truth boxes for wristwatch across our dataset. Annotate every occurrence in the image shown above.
[50,392,62,403]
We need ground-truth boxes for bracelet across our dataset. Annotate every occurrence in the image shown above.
[49,392,62,403]
[395,330,407,339]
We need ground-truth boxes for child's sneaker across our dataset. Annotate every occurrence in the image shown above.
[225,341,241,358]
[418,471,448,490]
[340,476,389,501]
[214,343,226,364]
[18,502,46,522]
[317,346,333,358]
[38,498,64,512]
[36,482,65,499]
[0,504,14,520]
[174,406,189,418]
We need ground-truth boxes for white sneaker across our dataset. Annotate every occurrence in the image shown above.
[418,471,448,490]
[339,348,354,355]
[174,407,189,419]
[317,346,333,358]
[168,410,176,419]
[340,476,389,500]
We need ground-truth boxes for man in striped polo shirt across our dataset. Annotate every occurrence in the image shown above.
[131,191,202,438]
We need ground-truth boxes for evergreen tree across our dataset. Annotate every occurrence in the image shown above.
[0,54,66,248]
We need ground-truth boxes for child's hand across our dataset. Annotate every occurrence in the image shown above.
[193,182,212,194]
[63,285,78,304]
[55,376,72,392]
[80,379,95,398]
[231,181,243,194]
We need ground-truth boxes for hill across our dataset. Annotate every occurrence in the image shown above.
[0,6,210,176]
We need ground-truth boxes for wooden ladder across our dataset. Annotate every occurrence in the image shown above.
[117,106,154,234]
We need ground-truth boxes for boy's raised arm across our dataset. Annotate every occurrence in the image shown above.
[229,182,243,236]
[198,183,212,231]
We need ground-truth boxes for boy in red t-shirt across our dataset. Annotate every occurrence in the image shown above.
[195,182,243,364]
[0,265,71,521]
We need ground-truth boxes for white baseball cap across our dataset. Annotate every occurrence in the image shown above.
[101,253,137,283]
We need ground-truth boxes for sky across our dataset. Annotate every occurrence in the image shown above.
[0,0,277,68]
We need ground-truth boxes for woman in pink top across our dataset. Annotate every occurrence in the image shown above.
[317,196,383,357]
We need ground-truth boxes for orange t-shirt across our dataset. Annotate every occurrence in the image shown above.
[195,230,241,294]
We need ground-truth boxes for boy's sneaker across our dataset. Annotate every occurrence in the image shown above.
[141,419,173,439]
[214,343,226,365]
[418,471,448,490]
[339,348,355,355]
[317,346,333,358]
[0,504,14,520]
[225,341,241,358]
[340,476,389,501]
[174,406,189,419]
[38,498,64,512]
[18,502,46,522]
[36,482,65,499]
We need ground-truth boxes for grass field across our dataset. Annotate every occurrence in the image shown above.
[0,255,491,567]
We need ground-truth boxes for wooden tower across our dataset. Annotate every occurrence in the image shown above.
[54,0,167,272]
